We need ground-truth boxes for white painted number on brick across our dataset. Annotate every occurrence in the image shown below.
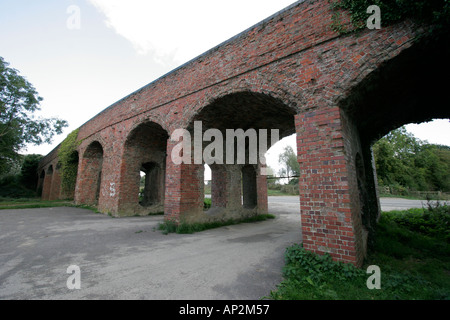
[110,182,116,197]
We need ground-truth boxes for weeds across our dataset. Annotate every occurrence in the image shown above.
[269,204,450,300]
[158,214,276,235]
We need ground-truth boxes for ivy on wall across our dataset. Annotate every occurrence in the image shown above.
[58,128,81,196]
[330,0,450,37]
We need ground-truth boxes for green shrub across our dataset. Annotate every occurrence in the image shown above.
[270,205,450,300]
[0,175,37,198]
[58,129,80,196]
[204,198,211,209]
[382,204,450,242]
[158,214,275,235]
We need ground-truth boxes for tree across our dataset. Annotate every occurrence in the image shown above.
[373,126,450,192]
[20,154,43,190]
[0,56,68,175]
[278,145,300,184]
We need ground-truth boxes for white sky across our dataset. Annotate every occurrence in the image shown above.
[1,0,448,178]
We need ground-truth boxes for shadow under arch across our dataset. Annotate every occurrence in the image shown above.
[41,165,54,200]
[338,34,450,249]
[183,90,298,221]
[119,120,169,216]
[76,141,104,205]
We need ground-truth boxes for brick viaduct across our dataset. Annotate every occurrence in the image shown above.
[37,0,449,266]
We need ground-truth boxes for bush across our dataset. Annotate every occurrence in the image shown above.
[204,198,211,209]
[283,244,365,283]
[19,154,42,190]
[270,204,450,300]
[158,214,275,235]
[0,175,37,198]
[382,204,450,242]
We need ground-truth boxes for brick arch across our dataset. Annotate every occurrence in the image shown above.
[127,115,171,139]
[329,34,450,258]
[118,120,169,216]
[37,169,46,197]
[339,35,450,145]
[188,90,297,138]
[164,90,297,223]
[295,29,450,266]
[75,141,104,205]
[41,164,54,200]
[38,0,450,266]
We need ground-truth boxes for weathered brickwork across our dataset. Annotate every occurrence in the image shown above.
[37,0,449,266]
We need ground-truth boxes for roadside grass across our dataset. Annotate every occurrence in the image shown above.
[378,193,450,201]
[0,197,102,213]
[158,214,276,235]
[0,198,73,210]
[267,189,291,196]
[268,204,450,300]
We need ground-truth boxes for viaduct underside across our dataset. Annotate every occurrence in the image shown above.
[38,0,450,266]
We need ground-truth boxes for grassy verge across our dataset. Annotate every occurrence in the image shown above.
[267,189,291,196]
[158,214,276,235]
[0,197,101,213]
[268,204,450,300]
[0,198,74,210]
[379,193,450,201]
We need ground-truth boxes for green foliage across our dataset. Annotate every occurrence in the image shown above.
[278,146,300,189]
[283,244,365,283]
[0,154,42,198]
[158,214,276,235]
[203,198,211,209]
[0,56,68,176]
[20,154,42,190]
[278,145,300,178]
[373,126,450,192]
[331,0,450,38]
[0,174,37,198]
[58,129,80,196]
[270,205,450,300]
[381,203,450,242]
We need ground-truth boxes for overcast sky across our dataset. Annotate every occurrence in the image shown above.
[1,0,449,176]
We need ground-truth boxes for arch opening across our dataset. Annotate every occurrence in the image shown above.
[37,169,46,197]
[186,91,297,220]
[139,162,162,207]
[338,35,450,253]
[77,141,103,205]
[242,165,257,209]
[62,149,79,199]
[121,121,168,216]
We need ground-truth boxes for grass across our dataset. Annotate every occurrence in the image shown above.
[0,197,102,213]
[0,198,74,210]
[203,198,211,209]
[268,204,450,300]
[267,189,291,196]
[158,214,276,235]
[379,193,450,201]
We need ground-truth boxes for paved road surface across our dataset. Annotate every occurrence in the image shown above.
[268,196,448,212]
[0,206,301,300]
[0,196,441,300]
